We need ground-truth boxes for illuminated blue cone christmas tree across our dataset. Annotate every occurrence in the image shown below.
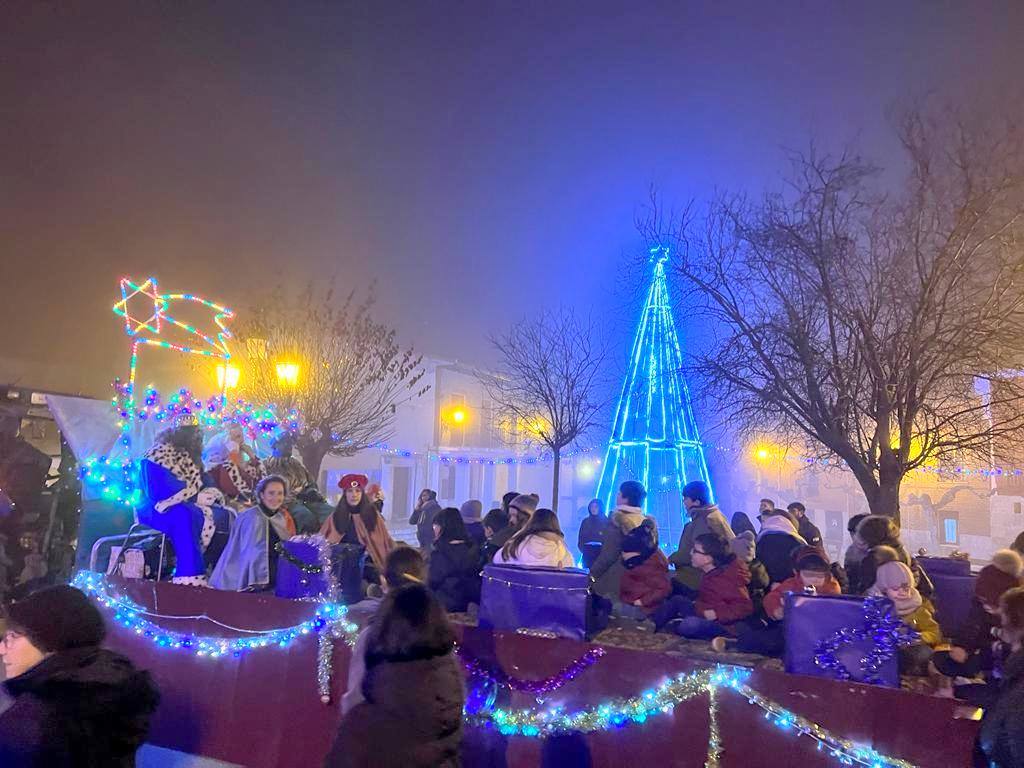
[595,246,713,547]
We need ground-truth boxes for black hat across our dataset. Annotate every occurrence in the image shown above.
[6,585,106,653]
[622,519,658,569]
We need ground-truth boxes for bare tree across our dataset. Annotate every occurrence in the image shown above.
[236,282,429,479]
[645,110,1024,522]
[481,308,609,512]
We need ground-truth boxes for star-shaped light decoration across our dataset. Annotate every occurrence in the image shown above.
[112,277,165,335]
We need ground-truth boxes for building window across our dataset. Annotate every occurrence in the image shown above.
[439,465,456,501]
[1014,502,1022,515]
[942,516,959,545]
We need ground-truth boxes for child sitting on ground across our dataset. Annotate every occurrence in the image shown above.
[653,532,753,639]
[934,548,1023,703]
[619,519,671,617]
[713,546,840,655]
[867,559,942,676]
[730,531,769,616]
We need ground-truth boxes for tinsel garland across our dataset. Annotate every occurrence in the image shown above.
[456,645,606,695]
[466,666,918,767]
[814,595,920,684]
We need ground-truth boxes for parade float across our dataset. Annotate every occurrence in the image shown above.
[49,276,980,767]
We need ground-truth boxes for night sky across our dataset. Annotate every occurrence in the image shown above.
[3,1,1023,396]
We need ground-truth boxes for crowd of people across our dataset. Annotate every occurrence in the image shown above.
[5,457,1024,766]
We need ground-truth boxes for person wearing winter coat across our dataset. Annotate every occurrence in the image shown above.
[343,546,427,715]
[867,559,941,675]
[977,586,1024,768]
[842,513,871,590]
[853,515,934,599]
[716,546,841,656]
[0,585,160,767]
[786,502,822,548]
[619,519,671,614]
[459,500,486,546]
[653,532,752,638]
[409,489,443,552]
[755,511,806,586]
[578,498,609,571]
[590,481,650,600]
[493,508,575,569]
[506,493,538,532]
[321,474,397,581]
[935,549,1024,702]
[428,508,482,612]
[480,508,511,566]
[729,530,770,614]
[326,585,464,768]
[668,480,735,592]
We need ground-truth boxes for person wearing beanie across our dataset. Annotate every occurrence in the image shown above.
[668,480,735,593]
[754,511,806,587]
[868,559,941,675]
[978,587,1024,768]
[653,532,752,638]
[730,530,770,613]
[842,513,871,588]
[716,546,842,657]
[935,549,1024,698]
[507,494,538,531]
[0,585,160,766]
[852,516,934,599]
[590,481,653,601]
[619,519,671,616]
[459,500,486,546]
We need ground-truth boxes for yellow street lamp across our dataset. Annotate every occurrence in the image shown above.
[276,361,300,387]
[216,364,240,390]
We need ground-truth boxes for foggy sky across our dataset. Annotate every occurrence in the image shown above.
[3,1,1023,396]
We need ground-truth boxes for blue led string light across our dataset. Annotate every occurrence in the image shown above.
[72,571,358,658]
[595,246,714,542]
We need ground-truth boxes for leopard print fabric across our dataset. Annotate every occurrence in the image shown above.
[144,442,202,509]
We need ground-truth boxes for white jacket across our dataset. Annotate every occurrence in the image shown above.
[492,532,575,569]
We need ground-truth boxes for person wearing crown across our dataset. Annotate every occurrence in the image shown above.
[321,474,396,586]
[139,417,231,586]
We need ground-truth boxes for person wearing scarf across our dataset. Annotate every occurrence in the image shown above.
[321,474,396,577]
[868,559,942,675]
[209,475,297,591]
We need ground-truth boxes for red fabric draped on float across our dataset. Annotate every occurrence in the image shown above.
[101,581,979,768]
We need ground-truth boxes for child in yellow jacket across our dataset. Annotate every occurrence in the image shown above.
[868,559,942,674]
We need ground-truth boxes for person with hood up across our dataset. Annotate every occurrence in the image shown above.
[977,586,1024,768]
[429,507,482,612]
[0,585,160,767]
[321,474,396,581]
[493,508,574,568]
[619,518,671,616]
[729,530,770,615]
[325,584,464,768]
[730,511,757,538]
[669,480,735,592]
[590,481,650,600]
[459,500,486,546]
[755,510,806,586]
[935,549,1024,702]
[578,498,609,570]
[654,532,752,638]
[209,475,296,591]
[410,489,443,552]
[507,493,538,531]
[867,559,941,675]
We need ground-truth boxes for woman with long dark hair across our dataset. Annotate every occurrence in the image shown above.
[494,508,574,568]
[321,474,396,576]
[428,507,482,612]
[325,585,464,767]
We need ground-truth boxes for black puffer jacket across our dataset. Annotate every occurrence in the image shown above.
[326,652,465,768]
[0,647,160,767]
[429,540,482,612]
[978,649,1024,767]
